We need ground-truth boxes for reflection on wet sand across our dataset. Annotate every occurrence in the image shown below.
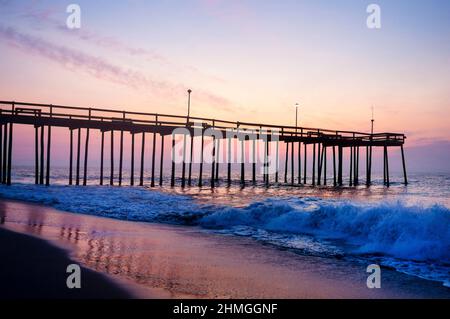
[1,199,449,299]
[0,200,232,297]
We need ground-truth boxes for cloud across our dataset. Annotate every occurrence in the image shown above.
[16,7,227,84]
[0,24,160,89]
[0,24,232,111]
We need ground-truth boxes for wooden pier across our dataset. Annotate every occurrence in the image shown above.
[0,101,407,188]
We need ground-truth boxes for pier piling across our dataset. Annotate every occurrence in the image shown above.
[110,130,114,186]
[198,133,204,187]
[2,124,6,185]
[119,129,124,186]
[45,105,51,186]
[291,142,294,185]
[284,142,289,183]
[151,132,157,187]
[312,143,316,186]
[100,130,104,185]
[139,132,145,186]
[130,132,135,186]
[159,134,164,186]
[170,135,175,187]
[240,139,244,186]
[212,135,216,188]
[76,128,81,186]
[303,143,307,185]
[401,145,408,185]
[188,135,193,186]
[298,142,301,185]
[34,126,38,184]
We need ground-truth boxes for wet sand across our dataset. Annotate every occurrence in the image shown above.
[0,227,133,299]
[0,198,449,299]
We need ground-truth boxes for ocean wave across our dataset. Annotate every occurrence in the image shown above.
[199,198,450,262]
[0,184,202,223]
[1,184,449,285]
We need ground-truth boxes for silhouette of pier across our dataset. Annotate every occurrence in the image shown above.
[0,101,407,188]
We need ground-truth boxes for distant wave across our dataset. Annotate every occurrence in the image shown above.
[1,184,449,286]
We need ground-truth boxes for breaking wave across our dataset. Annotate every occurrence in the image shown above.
[0,184,449,286]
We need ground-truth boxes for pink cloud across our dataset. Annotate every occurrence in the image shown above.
[0,24,157,89]
[17,7,227,84]
[0,25,232,111]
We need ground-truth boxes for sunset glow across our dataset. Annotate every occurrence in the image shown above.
[1,0,449,170]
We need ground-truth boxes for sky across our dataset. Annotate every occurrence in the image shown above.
[0,0,449,172]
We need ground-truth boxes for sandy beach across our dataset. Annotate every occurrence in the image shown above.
[0,198,449,299]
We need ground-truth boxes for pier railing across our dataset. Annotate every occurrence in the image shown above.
[0,101,405,145]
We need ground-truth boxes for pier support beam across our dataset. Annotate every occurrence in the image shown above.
[83,127,90,186]
[317,143,322,186]
[171,135,176,187]
[303,143,307,185]
[215,138,220,182]
[45,109,51,186]
[384,146,390,187]
[76,128,81,186]
[365,146,369,186]
[100,130,104,185]
[181,133,187,188]
[252,139,256,185]
[284,142,289,183]
[338,146,343,186]
[275,141,279,184]
[159,134,164,186]
[401,145,408,185]
[240,139,245,186]
[199,133,204,187]
[312,143,316,186]
[241,140,245,186]
[291,142,294,186]
[188,135,194,186]
[333,146,337,187]
[298,142,302,185]
[2,124,6,184]
[69,129,73,185]
[323,146,327,186]
[40,126,45,185]
[151,132,157,187]
[349,146,353,187]
[130,133,135,186]
[264,139,269,186]
[355,146,358,185]
[0,125,3,183]
[110,130,114,186]
[139,132,145,186]
[34,126,38,184]
[211,136,216,188]
[227,137,231,186]
[119,130,124,186]
[7,122,13,185]
[366,146,372,186]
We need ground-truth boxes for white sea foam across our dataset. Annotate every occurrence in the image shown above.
[199,198,450,262]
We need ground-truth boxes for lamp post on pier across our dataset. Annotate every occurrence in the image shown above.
[187,89,192,125]
[295,103,300,132]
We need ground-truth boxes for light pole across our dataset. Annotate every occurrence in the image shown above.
[371,105,375,135]
[295,103,300,132]
[187,89,192,124]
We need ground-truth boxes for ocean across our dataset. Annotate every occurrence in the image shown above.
[0,166,449,288]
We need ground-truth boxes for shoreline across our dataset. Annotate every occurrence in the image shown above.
[0,226,133,299]
[0,198,449,299]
